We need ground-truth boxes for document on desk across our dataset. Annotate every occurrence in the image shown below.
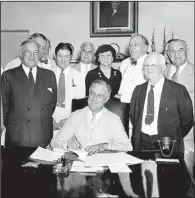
[84,152,143,167]
[30,147,63,162]
[108,164,132,173]
[70,161,104,173]
[53,148,88,161]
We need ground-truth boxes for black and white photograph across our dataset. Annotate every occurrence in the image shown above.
[1,1,194,198]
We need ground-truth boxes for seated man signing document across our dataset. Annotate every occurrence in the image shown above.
[50,79,131,154]
[50,80,138,197]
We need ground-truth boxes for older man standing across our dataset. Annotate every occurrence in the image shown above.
[130,52,193,154]
[165,39,194,175]
[1,39,57,148]
[1,39,57,198]
[71,42,97,77]
[118,34,149,104]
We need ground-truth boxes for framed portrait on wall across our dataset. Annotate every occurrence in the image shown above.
[90,1,138,37]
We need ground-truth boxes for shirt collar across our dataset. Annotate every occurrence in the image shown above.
[148,76,165,88]
[87,106,105,120]
[56,65,70,75]
[22,64,37,74]
[172,61,187,72]
[80,62,91,71]
[137,54,148,64]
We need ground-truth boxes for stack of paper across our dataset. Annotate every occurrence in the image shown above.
[30,147,63,162]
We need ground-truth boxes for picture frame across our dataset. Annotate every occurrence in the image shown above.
[90,1,138,37]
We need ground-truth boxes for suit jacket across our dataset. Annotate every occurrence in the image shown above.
[165,61,194,108]
[1,65,57,147]
[130,78,193,153]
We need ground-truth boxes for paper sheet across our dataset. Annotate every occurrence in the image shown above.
[84,152,143,167]
[30,147,63,162]
[70,161,104,172]
[108,164,132,173]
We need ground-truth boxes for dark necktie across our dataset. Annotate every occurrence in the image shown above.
[40,59,48,64]
[57,70,65,104]
[131,59,137,66]
[28,68,35,96]
[171,66,179,82]
[145,85,154,125]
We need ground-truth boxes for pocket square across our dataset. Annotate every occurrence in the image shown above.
[47,88,52,92]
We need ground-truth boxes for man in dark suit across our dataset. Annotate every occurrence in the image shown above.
[1,39,57,148]
[130,52,193,155]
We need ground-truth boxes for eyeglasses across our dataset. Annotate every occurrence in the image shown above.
[143,64,159,69]
[168,48,185,56]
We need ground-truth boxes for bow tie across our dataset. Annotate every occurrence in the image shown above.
[40,59,48,64]
[131,60,137,65]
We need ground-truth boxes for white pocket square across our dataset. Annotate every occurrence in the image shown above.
[47,88,52,92]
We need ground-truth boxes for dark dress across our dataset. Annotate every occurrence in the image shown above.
[85,67,122,98]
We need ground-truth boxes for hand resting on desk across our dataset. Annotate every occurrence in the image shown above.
[85,143,109,155]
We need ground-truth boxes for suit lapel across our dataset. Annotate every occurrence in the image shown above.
[34,66,44,96]
[158,78,170,135]
[15,65,29,90]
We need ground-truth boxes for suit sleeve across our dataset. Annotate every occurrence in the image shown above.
[1,72,10,127]
[50,112,76,148]
[178,85,193,138]
[109,116,132,151]
[51,71,57,114]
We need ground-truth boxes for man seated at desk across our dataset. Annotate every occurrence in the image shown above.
[51,79,131,154]
[50,79,138,197]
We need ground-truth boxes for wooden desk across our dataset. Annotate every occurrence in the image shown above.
[1,147,194,198]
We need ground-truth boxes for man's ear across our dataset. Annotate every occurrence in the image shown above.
[19,50,23,60]
[105,95,110,103]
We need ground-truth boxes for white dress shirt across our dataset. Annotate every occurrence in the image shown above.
[51,106,132,151]
[80,62,92,76]
[118,54,147,103]
[141,77,165,136]
[52,66,86,123]
[22,64,37,82]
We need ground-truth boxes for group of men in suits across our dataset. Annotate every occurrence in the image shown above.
[1,31,194,197]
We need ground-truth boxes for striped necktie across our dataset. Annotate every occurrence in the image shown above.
[171,66,179,82]
[57,70,65,104]
[145,85,154,125]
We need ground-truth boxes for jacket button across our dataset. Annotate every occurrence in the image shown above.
[28,108,31,111]
[41,108,43,110]
[28,120,30,123]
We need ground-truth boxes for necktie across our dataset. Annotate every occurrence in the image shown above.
[90,113,96,128]
[145,85,154,125]
[28,68,35,96]
[57,70,65,104]
[131,59,137,66]
[171,66,179,82]
[40,59,48,64]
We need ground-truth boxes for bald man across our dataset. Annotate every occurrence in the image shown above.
[130,52,193,154]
